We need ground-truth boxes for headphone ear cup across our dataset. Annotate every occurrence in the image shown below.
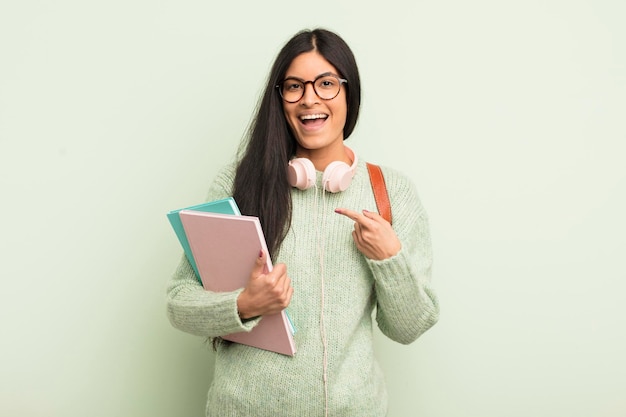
[322,161,353,193]
[288,158,316,190]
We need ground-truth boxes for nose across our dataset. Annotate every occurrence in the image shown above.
[300,81,319,105]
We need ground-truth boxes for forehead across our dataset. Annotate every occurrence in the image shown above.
[285,52,338,79]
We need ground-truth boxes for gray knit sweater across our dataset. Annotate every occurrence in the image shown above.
[166,157,439,417]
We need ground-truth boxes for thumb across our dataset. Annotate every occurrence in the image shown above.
[250,250,267,278]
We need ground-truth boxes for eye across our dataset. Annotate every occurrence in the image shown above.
[316,77,337,90]
[283,80,303,92]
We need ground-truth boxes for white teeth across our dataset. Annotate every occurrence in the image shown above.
[300,114,328,121]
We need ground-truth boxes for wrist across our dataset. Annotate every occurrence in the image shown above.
[237,290,255,319]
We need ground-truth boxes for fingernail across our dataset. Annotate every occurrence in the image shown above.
[259,250,263,258]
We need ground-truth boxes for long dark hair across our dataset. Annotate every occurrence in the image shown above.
[232,28,362,257]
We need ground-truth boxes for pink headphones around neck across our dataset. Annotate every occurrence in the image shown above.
[287,147,358,193]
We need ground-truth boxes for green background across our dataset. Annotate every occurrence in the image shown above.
[1,1,625,416]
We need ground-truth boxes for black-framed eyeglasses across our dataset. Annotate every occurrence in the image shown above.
[276,72,347,103]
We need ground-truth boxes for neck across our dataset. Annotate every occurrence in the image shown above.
[296,144,352,171]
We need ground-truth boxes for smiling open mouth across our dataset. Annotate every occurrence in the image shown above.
[300,114,328,125]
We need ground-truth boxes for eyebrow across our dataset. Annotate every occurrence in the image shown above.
[283,72,336,81]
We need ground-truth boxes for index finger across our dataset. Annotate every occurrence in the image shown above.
[334,208,364,222]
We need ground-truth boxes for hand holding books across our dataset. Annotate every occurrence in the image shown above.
[237,250,293,319]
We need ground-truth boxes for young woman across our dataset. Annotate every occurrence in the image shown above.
[167,28,439,417]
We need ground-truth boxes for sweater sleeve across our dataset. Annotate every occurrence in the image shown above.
[367,167,439,344]
[165,163,262,337]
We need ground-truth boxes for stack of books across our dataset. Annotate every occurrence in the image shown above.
[167,197,296,356]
